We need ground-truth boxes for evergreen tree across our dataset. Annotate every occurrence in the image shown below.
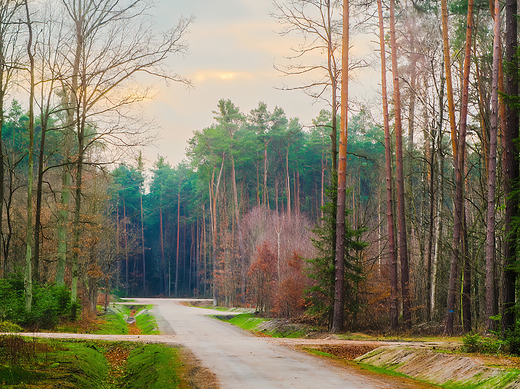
[305,184,366,329]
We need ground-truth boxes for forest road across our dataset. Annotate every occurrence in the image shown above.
[133,298,425,389]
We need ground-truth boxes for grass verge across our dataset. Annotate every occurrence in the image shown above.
[215,313,308,338]
[0,336,208,388]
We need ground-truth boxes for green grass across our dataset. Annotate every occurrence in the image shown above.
[0,336,190,388]
[124,344,185,389]
[358,363,414,380]
[303,347,335,358]
[221,313,269,331]
[442,370,520,389]
[95,304,130,335]
[135,306,160,335]
[216,313,307,338]
[50,340,110,389]
[0,337,109,388]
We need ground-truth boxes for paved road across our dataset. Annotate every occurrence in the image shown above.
[15,298,428,388]
[133,298,418,389]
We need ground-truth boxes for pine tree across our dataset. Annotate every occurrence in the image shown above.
[305,184,366,329]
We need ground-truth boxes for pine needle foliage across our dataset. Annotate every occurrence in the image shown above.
[304,185,367,329]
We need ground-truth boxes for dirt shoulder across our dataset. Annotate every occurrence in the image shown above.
[273,338,520,388]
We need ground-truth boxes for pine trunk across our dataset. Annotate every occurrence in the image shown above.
[459,0,474,333]
[485,0,500,332]
[389,0,411,329]
[502,0,519,341]
[331,0,349,333]
[377,0,398,330]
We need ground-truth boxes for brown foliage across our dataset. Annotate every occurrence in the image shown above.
[272,252,307,318]
[248,242,276,313]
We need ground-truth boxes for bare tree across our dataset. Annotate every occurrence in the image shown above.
[272,0,342,171]
[58,0,192,302]
[0,0,23,278]
[23,0,35,312]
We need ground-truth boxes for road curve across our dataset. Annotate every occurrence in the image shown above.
[133,298,413,389]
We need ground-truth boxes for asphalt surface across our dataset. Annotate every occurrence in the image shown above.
[134,298,412,388]
[15,298,427,388]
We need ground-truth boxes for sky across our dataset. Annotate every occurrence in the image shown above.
[140,0,378,167]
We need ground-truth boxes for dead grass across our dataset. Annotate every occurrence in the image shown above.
[179,348,220,389]
[308,344,378,360]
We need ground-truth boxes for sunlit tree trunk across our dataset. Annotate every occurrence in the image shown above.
[458,0,474,333]
[441,0,458,156]
[389,0,411,329]
[441,0,462,335]
[377,0,398,330]
[331,0,348,333]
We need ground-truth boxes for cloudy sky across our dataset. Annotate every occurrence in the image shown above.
[141,0,377,167]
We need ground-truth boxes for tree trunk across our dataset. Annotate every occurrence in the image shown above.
[231,157,246,305]
[331,0,349,334]
[263,145,269,207]
[210,156,225,305]
[485,0,500,332]
[124,200,129,295]
[285,149,291,217]
[441,0,458,157]
[176,185,180,297]
[140,194,146,295]
[502,0,519,342]
[458,0,474,333]
[33,116,48,284]
[377,0,398,330]
[389,0,411,329]
[159,204,166,295]
[56,93,73,286]
[24,0,35,312]
[69,3,85,305]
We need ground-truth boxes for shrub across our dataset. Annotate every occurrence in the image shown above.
[0,321,23,333]
[0,275,78,330]
[462,332,503,354]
